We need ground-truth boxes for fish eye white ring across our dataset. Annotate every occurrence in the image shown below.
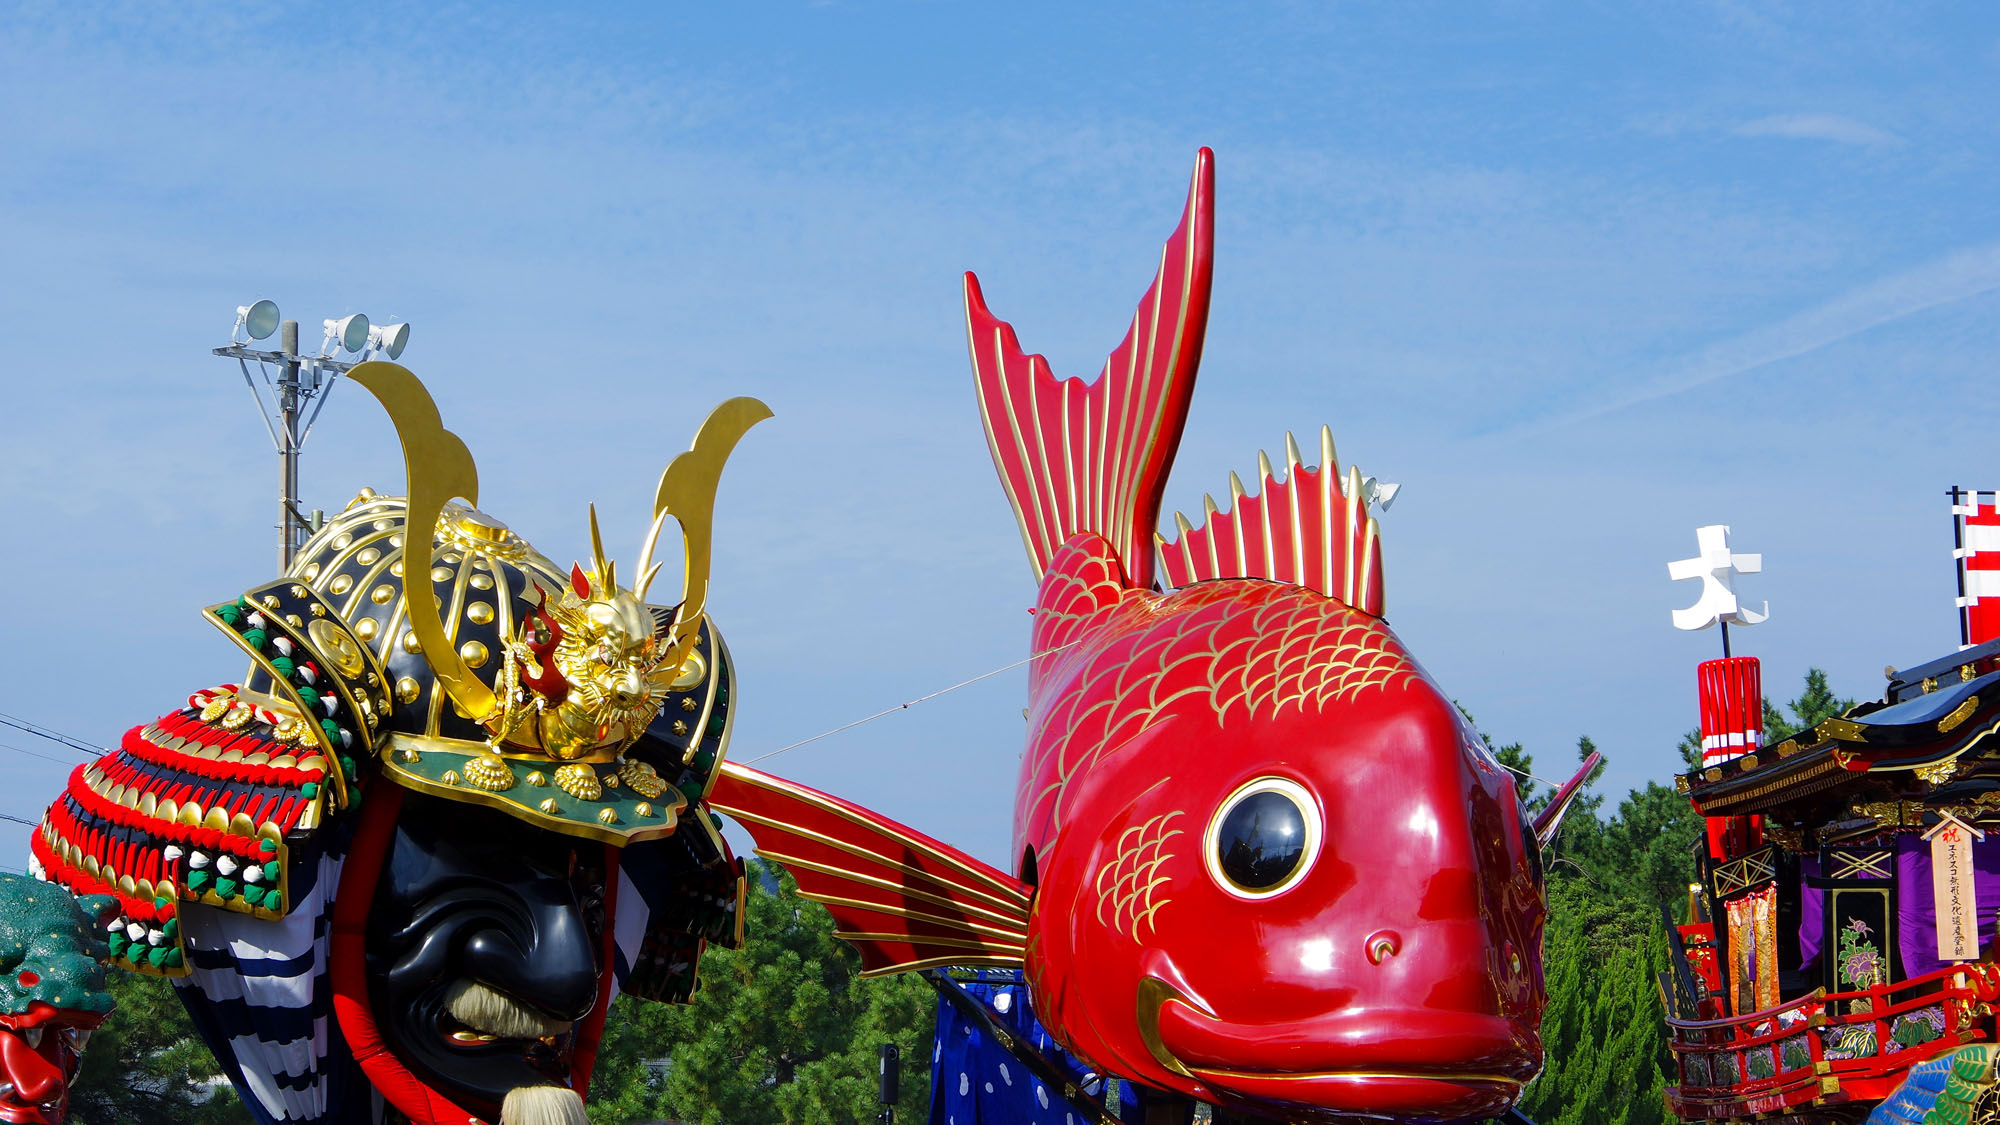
[1203,775,1322,900]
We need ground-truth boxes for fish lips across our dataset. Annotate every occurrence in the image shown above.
[1143,978,1539,1119]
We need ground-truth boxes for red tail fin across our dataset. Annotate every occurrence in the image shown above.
[708,762,1031,976]
[964,147,1215,590]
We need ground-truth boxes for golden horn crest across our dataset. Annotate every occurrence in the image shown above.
[346,362,498,725]
[349,363,769,756]
[638,397,773,673]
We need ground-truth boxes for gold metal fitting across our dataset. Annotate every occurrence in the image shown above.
[619,759,669,799]
[634,802,654,818]
[463,753,516,792]
[553,763,602,801]
[538,797,560,815]
[397,747,422,764]
[440,769,461,787]
[597,808,620,825]
[452,511,512,544]
[525,771,548,787]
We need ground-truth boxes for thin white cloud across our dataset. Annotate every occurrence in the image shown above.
[1537,239,2000,429]
[1733,113,1901,146]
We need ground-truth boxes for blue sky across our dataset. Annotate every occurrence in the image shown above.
[2,3,1999,873]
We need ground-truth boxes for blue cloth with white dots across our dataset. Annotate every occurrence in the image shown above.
[928,970,1126,1124]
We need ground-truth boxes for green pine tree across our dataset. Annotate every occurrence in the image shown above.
[67,971,245,1124]
[1764,668,1855,742]
[587,860,932,1124]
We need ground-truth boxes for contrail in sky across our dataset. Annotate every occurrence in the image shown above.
[1527,238,2000,432]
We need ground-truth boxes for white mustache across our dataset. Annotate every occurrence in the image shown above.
[500,1084,588,1125]
[443,980,572,1040]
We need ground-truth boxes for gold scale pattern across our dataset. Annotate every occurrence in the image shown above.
[1021,535,1418,851]
[1094,811,1186,943]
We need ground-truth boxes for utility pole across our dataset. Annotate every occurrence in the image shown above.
[215,301,410,572]
[277,319,301,571]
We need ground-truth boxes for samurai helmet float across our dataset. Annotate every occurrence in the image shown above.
[31,362,769,1125]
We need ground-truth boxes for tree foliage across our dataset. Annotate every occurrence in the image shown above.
[67,971,244,1124]
[588,860,933,1124]
[1513,667,1851,1125]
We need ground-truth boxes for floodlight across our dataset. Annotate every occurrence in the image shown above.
[1360,476,1401,512]
[322,313,370,354]
[235,300,280,342]
[367,322,410,360]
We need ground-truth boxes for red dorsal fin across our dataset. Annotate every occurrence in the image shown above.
[964,147,1215,590]
[1153,426,1387,617]
[708,762,1031,976]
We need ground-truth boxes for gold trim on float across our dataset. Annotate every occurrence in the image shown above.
[856,953,1024,979]
[776,885,1031,944]
[200,610,352,809]
[756,851,1033,936]
[644,398,773,676]
[720,806,1031,920]
[1137,977,1199,1078]
[1189,1067,1523,1086]
[382,761,681,847]
[345,362,497,725]
[383,731,622,765]
[714,762,1030,904]
[833,930,1029,953]
[1940,695,1981,734]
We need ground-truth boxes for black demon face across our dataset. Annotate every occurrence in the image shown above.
[364,795,608,1118]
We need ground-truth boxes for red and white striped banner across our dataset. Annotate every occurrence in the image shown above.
[1954,490,2000,649]
[1697,656,1763,765]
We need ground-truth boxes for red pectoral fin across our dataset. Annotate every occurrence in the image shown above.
[709,763,1031,976]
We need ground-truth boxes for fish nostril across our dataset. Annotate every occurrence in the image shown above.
[1366,930,1401,965]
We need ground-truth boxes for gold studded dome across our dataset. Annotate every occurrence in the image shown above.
[226,363,770,845]
[282,495,562,748]
[239,492,742,844]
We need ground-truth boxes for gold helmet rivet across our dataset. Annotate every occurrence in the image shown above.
[463,753,516,792]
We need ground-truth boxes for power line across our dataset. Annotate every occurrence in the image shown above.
[0,812,39,828]
[0,711,107,758]
[742,642,1078,766]
[0,739,82,767]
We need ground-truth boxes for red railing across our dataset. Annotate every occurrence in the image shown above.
[1664,962,2000,1119]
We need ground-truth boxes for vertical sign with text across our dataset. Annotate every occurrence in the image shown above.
[1930,817,1982,962]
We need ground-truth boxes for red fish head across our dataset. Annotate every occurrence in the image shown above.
[1018,561,1545,1122]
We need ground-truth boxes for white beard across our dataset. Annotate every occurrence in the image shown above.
[500,1085,590,1125]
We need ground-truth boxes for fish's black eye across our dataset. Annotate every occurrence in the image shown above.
[1205,777,1321,899]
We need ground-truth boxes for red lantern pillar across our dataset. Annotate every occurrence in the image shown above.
[1698,656,1764,860]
